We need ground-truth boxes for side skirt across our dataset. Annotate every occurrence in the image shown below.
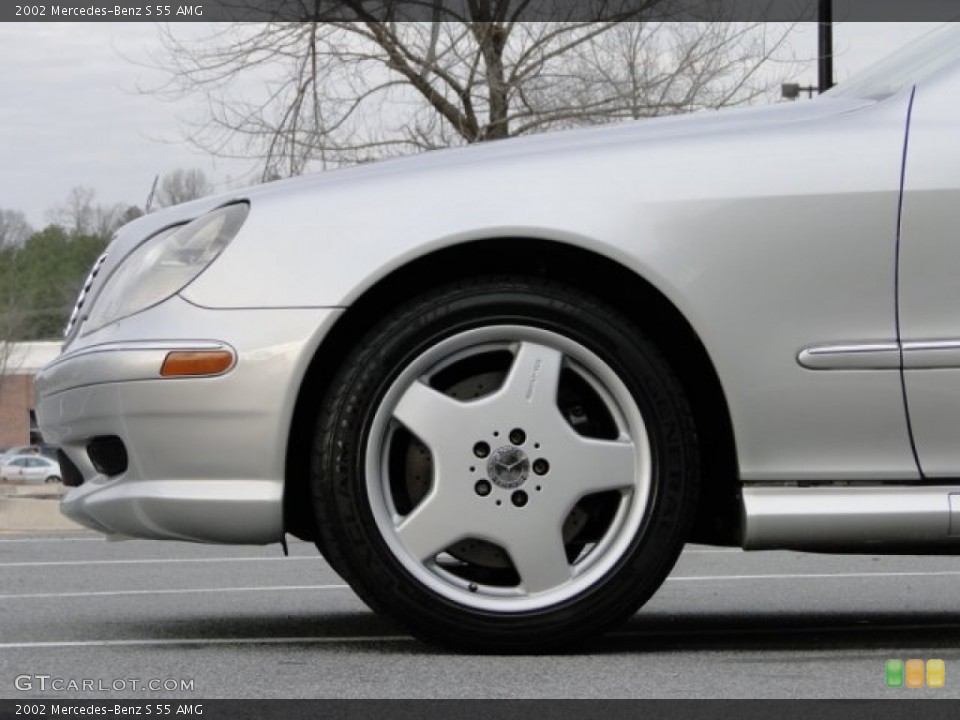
[742,485,960,553]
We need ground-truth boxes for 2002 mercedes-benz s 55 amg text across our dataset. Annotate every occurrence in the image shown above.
[36,25,960,651]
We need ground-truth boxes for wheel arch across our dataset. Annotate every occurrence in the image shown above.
[284,237,740,546]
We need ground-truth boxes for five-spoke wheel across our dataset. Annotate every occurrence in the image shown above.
[368,327,650,610]
[312,278,698,651]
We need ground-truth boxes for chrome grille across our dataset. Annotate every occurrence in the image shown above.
[64,252,108,339]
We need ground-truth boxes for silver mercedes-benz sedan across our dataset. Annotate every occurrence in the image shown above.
[36,25,960,651]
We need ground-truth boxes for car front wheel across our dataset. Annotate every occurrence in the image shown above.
[312,277,698,651]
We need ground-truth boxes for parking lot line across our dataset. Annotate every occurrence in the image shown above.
[0,535,102,542]
[0,584,350,600]
[667,570,960,582]
[4,568,960,602]
[0,636,412,649]
[0,556,315,568]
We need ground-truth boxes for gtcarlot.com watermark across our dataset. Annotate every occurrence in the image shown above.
[15,675,195,693]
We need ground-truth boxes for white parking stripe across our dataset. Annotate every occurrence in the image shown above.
[0,636,411,649]
[609,621,960,640]
[0,551,737,567]
[3,569,960,602]
[0,556,316,568]
[666,570,960,582]
[0,584,349,600]
[0,536,102,542]
[0,535,314,544]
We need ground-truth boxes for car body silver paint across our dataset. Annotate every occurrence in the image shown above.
[742,485,960,551]
[39,340,234,395]
[897,66,960,478]
[183,92,917,483]
[36,47,960,546]
[36,295,340,542]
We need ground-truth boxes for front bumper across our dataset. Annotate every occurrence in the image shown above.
[36,296,340,544]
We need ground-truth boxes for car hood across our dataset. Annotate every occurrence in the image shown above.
[111,96,874,254]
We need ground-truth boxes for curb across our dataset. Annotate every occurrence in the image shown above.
[0,497,83,532]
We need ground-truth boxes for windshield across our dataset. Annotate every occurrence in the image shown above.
[828,23,960,99]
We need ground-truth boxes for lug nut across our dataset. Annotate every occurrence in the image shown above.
[533,459,549,475]
[473,442,490,458]
[475,480,492,497]
[511,490,528,507]
[509,428,526,445]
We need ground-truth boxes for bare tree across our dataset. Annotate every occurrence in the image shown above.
[47,187,96,237]
[150,13,796,178]
[0,210,32,249]
[0,240,24,403]
[0,209,28,370]
[47,187,129,239]
[0,336,23,404]
[119,205,145,225]
[157,168,213,207]
[521,22,793,129]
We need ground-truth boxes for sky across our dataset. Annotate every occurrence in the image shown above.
[0,21,947,228]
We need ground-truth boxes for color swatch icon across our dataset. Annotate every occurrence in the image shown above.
[905,659,925,688]
[927,659,946,688]
[885,658,945,688]
[885,659,904,687]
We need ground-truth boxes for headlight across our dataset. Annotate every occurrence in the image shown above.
[84,203,249,333]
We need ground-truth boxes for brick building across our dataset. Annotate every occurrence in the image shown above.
[0,342,61,449]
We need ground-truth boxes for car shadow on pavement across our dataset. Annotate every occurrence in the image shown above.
[74,610,411,645]
[71,608,960,655]
[589,610,960,654]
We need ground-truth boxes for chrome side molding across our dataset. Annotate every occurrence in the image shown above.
[797,343,899,370]
[904,340,960,369]
[798,340,960,370]
[742,485,960,551]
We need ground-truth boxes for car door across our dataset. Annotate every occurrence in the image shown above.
[5,458,27,481]
[898,65,960,477]
[25,458,46,482]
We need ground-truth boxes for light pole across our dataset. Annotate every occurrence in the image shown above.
[782,0,834,100]
[818,0,834,93]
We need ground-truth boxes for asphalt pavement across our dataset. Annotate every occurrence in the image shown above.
[2,529,960,699]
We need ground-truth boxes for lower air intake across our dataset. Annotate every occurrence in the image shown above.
[57,449,85,487]
[86,436,129,477]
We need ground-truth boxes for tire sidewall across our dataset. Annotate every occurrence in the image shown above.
[313,279,697,650]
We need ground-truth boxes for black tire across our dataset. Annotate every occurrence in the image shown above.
[311,277,699,652]
[45,476,60,484]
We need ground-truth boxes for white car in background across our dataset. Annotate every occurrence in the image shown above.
[0,445,40,462]
[0,455,62,485]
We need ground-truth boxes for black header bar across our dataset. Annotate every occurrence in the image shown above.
[4,0,960,22]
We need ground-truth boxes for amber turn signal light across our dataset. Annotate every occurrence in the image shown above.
[160,350,235,378]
